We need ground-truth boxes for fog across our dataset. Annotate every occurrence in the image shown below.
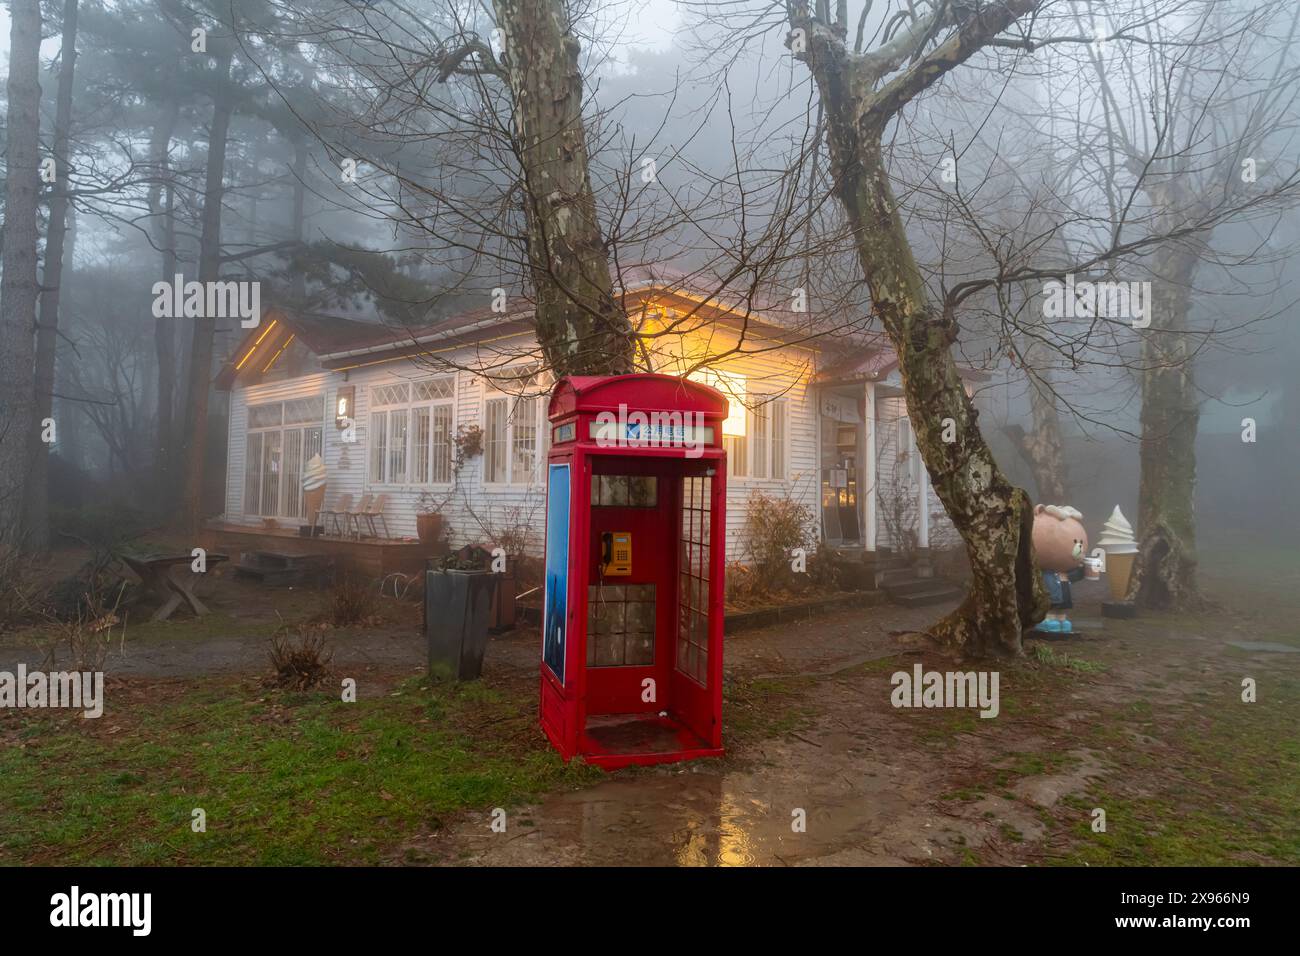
[2,0,1297,552]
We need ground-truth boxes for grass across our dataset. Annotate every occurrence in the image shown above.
[1031,643,1107,673]
[0,675,599,866]
[0,666,824,866]
[1056,676,1300,866]
[723,674,817,746]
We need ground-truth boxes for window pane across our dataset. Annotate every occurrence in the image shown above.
[431,405,453,482]
[389,409,409,483]
[283,396,322,425]
[244,433,263,515]
[772,400,787,479]
[305,426,323,462]
[485,399,507,482]
[372,383,409,407]
[249,403,282,429]
[751,404,770,479]
[511,397,537,482]
[413,407,431,483]
[283,429,304,518]
[497,363,541,391]
[370,411,387,483]
[725,435,747,478]
[414,377,454,401]
[260,431,282,517]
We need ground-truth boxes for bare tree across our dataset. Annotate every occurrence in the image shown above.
[0,0,44,549]
[778,0,1054,656]
[488,0,635,374]
[25,0,82,551]
[1080,1,1300,609]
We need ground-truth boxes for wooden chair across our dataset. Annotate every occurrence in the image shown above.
[319,493,353,538]
[346,494,372,540]
[361,493,390,539]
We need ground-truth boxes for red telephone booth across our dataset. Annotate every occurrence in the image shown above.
[540,374,727,769]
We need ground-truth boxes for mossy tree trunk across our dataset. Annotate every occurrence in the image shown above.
[492,0,633,376]
[1131,241,1203,610]
[851,140,1046,656]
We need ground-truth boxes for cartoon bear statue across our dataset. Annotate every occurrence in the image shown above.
[1031,504,1089,634]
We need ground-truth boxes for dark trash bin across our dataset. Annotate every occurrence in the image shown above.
[424,569,496,681]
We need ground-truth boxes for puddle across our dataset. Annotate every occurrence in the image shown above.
[420,723,955,866]
[1227,641,1300,654]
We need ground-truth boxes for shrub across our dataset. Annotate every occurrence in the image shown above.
[324,574,377,626]
[804,547,845,593]
[0,546,48,630]
[266,622,334,690]
[39,579,127,671]
[744,491,816,593]
[50,504,152,554]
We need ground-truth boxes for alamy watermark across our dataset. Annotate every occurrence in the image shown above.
[151,274,261,328]
[891,663,999,718]
[1042,274,1152,328]
[0,664,103,718]
[50,886,150,936]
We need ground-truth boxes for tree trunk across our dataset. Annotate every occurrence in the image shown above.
[1132,242,1203,609]
[177,49,235,536]
[24,0,79,551]
[806,73,1046,657]
[148,94,180,510]
[1006,340,1069,502]
[0,0,43,550]
[291,135,307,300]
[491,0,632,376]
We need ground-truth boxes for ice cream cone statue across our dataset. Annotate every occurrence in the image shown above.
[302,453,327,529]
[1097,505,1138,602]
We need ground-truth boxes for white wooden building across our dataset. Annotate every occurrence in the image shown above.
[214,279,964,563]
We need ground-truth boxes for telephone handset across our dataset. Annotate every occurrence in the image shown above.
[600,531,633,576]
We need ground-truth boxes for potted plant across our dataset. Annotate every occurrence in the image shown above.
[414,492,447,548]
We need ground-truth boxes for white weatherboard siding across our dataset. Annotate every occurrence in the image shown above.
[224,329,822,564]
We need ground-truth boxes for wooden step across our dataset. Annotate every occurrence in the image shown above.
[234,551,332,586]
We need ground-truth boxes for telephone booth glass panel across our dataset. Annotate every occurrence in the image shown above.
[678,476,711,685]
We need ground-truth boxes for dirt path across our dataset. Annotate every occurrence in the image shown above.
[403,574,1300,866]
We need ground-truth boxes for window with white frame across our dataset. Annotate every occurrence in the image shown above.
[483,364,550,485]
[748,398,785,481]
[369,376,456,485]
[244,396,323,518]
[746,395,788,480]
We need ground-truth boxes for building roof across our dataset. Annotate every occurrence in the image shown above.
[217,277,876,389]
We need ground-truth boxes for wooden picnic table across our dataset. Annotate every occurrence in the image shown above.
[121,553,229,622]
